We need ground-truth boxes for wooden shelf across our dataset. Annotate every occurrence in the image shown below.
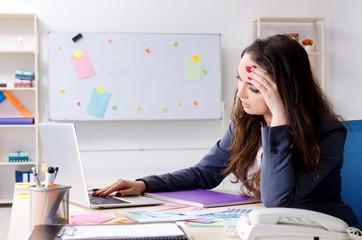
[251,16,325,89]
[0,161,36,166]
[0,50,36,54]
[254,17,324,23]
[0,13,39,203]
[0,124,36,128]
[0,198,12,204]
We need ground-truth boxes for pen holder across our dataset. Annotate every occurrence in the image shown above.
[28,185,71,229]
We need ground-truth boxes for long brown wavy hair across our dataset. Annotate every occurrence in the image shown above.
[223,35,341,198]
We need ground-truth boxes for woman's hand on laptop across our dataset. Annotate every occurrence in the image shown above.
[92,179,146,197]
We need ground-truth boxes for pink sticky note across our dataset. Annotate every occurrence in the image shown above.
[71,213,114,224]
[70,50,96,80]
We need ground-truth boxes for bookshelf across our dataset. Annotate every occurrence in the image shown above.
[251,17,325,89]
[0,13,39,203]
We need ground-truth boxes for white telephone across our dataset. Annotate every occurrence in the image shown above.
[235,208,361,240]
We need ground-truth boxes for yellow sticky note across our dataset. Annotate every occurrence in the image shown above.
[59,89,65,94]
[16,195,30,199]
[73,50,83,59]
[97,86,104,93]
[16,182,34,188]
[16,191,29,195]
[192,54,200,62]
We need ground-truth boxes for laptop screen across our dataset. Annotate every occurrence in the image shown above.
[39,123,91,207]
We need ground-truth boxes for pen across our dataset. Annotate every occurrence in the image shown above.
[46,167,55,188]
[31,166,42,187]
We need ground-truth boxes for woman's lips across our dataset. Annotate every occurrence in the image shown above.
[242,102,251,108]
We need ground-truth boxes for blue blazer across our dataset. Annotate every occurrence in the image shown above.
[140,118,359,225]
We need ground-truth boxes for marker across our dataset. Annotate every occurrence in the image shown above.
[54,167,59,180]
[46,167,55,188]
[31,167,42,187]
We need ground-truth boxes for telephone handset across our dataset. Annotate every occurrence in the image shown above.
[235,207,360,240]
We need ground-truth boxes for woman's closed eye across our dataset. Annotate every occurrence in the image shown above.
[236,75,260,94]
[249,87,260,93]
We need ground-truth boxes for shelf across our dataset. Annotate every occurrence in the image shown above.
[0,88,36,92]
[0,87,36,91]
[307,52,324,56]
[0,198,12,204]
[0,13,35,19]
[0,124,36,128]
[0,161,36,166]
[0,50,36,55]
[251,16,325,90]
[0,13,39,204]
[254,17,324,23]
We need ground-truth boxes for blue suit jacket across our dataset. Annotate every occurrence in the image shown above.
[140,118,359,225]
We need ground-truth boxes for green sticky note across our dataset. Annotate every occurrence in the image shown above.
[184,56,203,82]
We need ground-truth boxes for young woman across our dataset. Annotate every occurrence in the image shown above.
[94,35,359,225]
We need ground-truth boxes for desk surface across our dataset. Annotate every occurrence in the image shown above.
[8,180,264,240]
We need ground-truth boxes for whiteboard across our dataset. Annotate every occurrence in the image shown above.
[48,32,222,120]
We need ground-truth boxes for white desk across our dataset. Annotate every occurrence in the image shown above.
[8,181,264,240]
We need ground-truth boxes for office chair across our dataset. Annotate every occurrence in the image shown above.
[341,120,362,225]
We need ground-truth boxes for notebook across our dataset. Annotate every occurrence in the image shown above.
[38,123,163,209]
[28,222,191,240]
[145,189,259,208]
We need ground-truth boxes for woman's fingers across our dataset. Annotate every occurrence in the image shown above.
[248,67,276,93]
[93,179,127,196]
[92,179,145,197]
[246,65,288,126]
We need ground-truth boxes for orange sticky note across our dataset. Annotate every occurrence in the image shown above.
[192,54,200,62]
[145,48,151,54]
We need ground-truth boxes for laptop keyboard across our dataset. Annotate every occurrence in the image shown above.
[89,193,130,205]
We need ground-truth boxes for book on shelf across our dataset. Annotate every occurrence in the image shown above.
[145,189,259,208]
[0,118,34,124]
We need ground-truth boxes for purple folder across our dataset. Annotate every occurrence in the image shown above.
[0,118,34,124]
[145,189,259,207]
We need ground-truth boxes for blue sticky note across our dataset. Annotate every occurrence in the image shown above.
[0,91,5,104]
[86,88,111,118]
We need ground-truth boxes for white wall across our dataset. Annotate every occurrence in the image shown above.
[1,0,361,182]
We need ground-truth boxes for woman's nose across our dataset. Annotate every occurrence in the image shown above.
[237,82,247,99]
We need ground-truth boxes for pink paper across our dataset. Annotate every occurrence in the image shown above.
[70,50,96,80]
[69,219,84,225]
[71,213,114,224]
[147,204,190,211]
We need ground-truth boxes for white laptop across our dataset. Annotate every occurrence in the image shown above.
[38,123,163,209]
